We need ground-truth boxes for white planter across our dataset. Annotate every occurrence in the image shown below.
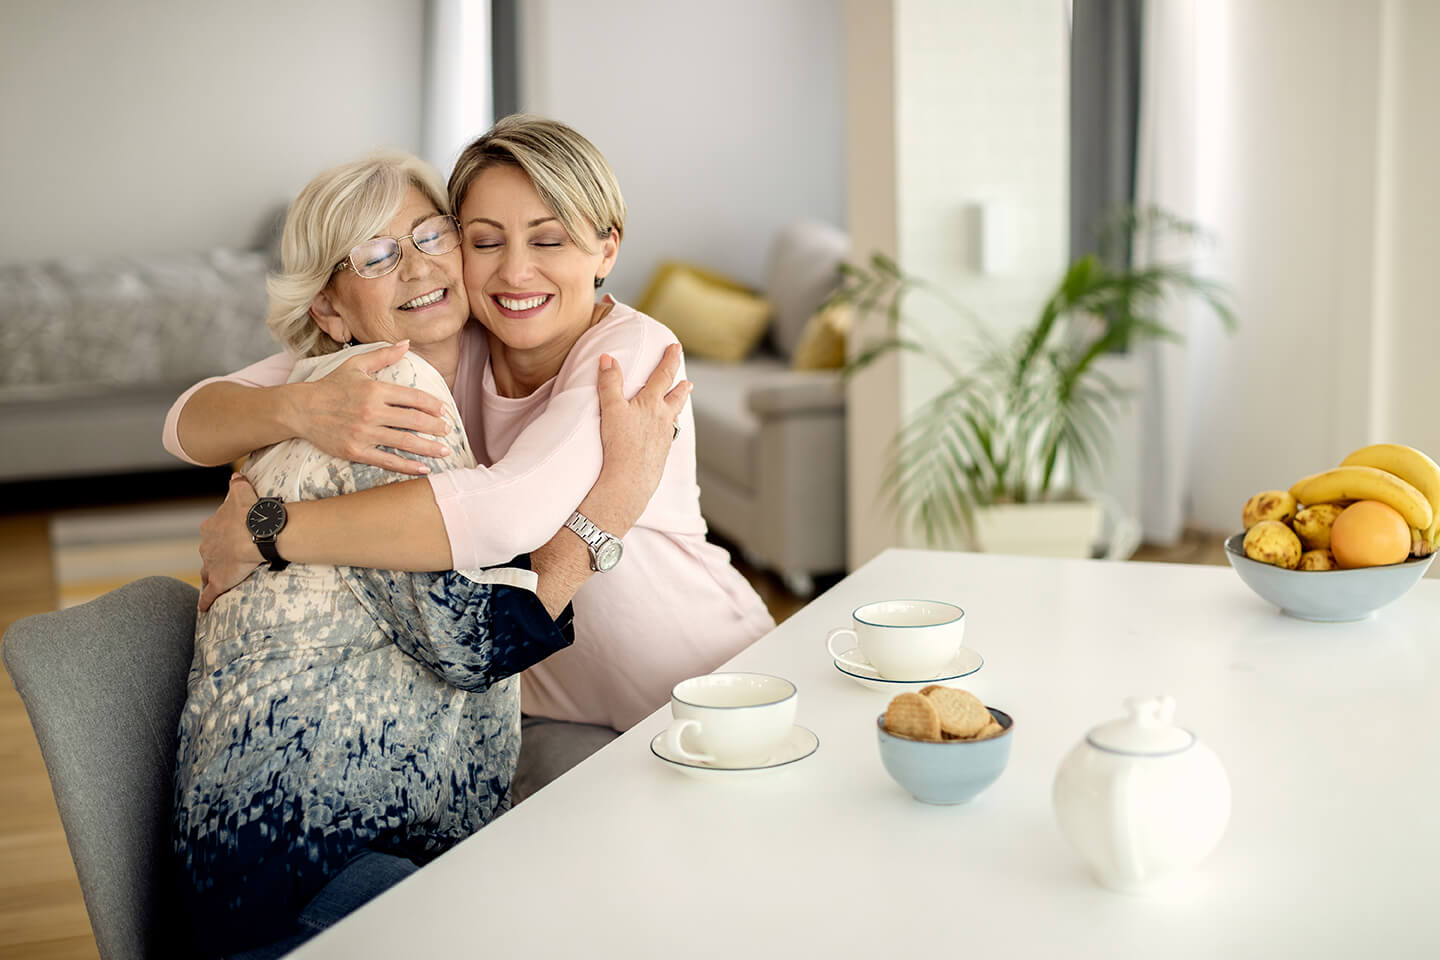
[971,500,1106,559]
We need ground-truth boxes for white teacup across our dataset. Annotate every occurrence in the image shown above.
[661,673,798,766]
[825,599,966,680]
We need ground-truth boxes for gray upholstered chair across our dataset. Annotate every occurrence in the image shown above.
[2,576,198,960]
[687,219,851,595]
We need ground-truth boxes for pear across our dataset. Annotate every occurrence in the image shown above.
[1298,549,1338,571]
[1292,503,1346,550]
[1243,520,1302,569]
[1242,490,1297,531]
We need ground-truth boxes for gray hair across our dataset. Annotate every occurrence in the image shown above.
[267,151,450,357]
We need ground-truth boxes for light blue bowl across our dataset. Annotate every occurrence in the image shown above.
[875,708,1013,805]
[1223,532,1435,622]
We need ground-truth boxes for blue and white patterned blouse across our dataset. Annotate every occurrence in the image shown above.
[171,346,573,955]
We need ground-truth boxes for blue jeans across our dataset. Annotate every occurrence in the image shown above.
[224,850,418,960]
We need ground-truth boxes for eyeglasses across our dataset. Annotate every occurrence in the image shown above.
[334,214,461,279]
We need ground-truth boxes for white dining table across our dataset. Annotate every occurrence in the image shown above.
[290,548,1440,959]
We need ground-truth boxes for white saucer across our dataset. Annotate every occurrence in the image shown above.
[832,646,984,692]
[650,725,819,779]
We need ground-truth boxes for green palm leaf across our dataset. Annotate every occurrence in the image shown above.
[831,209,1236,547]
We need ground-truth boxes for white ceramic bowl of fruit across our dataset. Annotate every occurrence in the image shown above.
[1227,444,1439,622]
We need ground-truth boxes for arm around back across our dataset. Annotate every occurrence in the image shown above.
[163,351,296,464]
[196,344,691,612]
[433,307,682,570]
[163,343,452,475]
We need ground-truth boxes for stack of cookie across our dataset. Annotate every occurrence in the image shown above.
[883,686,1003,742]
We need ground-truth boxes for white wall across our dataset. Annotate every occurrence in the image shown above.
[515,0,847,307]
[0,0,424,265]
[1182,0,1440,534]
[845,0,1071,567]
[1374,0,1440,458]
[894,0,1069,367]
[843,0,904,568]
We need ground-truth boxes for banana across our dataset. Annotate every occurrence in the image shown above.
[1289,465,1434,530]
[1341,443,1440,548]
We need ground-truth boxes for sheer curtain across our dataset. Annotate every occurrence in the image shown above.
[1132,0,1201,545]
[1070,0,1144,557]
[1069,0,1141,267]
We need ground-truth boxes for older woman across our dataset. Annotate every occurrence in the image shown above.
[172,151,686,959]
[163,115,775,794]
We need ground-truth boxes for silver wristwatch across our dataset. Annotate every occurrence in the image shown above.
[564,510,623,572]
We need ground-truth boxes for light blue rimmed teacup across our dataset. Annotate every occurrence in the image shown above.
[825,599,966,680]
[661,672,797,766]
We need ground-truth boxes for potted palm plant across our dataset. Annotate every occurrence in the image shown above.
[834,207,1235,556]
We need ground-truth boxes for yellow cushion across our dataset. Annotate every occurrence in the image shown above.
[643,267,772,364]
[790,301,851,370]
[636,260,754,317]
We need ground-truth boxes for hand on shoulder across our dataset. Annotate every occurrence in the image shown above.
[292,342,453,474]
[590,343,692,531]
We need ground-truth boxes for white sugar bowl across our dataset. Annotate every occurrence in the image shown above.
[1052,696,1230,894]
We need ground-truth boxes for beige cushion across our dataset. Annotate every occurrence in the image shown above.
[644,267,772,364]
[763,220,849,361]
[790,302,851,371]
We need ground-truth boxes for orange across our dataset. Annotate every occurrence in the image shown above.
[1329,500,1411,568]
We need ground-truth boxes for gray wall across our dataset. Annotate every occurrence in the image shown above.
[0,0,425,265]
[517,0,848,306]
[1,0,845,307]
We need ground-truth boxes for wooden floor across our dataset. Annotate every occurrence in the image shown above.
[0,512,99,960]
[0,477,1229,960]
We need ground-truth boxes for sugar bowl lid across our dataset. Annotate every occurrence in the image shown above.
[1085,696,1195,755]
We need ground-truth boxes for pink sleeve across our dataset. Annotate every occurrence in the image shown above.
[161,351,298,463]
[429,317,678,569]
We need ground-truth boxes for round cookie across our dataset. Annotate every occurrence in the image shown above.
[884,691,942,741]
[921,686,990,739]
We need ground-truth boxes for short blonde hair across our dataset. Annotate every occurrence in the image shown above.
[267,151,450,357]
[448,114,626,253]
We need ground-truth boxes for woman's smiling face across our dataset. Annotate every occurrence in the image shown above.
[458,163,618,359]
[312,186,469,350]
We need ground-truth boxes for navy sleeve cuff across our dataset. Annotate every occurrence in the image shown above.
[481,588,574,683]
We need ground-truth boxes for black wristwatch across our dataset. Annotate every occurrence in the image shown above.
[245,496,290,572]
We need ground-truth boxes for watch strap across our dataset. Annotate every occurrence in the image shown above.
[255,537,290,572]
[246,495,291,572]
[564,510,618,571]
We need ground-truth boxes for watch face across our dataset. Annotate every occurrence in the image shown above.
[595,539,623,572]
[246,498,287,539]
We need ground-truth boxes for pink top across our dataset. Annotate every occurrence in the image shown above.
[163,298,775,729]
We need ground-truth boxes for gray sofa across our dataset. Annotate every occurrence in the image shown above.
[686,221,850,595]
[0,222,281,482]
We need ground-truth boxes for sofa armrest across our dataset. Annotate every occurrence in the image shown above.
[746,370,845,416]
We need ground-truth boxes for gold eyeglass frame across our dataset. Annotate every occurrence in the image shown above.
[334,214,462,279]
